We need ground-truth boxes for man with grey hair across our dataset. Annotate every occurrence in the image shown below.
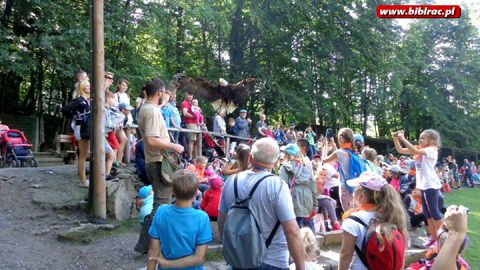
[218,138,305,270]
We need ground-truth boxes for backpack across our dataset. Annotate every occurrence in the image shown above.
[399,183,412,199]
[339,148,368,193]
[347,216,406,270]
[223,174,281,269]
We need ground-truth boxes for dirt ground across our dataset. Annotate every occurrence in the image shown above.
[0,165,224,270]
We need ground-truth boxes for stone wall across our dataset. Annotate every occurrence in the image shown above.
[0,114,39,151]
[107,166,143,221]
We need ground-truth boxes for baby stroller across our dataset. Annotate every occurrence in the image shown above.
[0,129,37,168]
[201,132,225,162]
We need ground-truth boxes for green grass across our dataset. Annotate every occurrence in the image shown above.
[205,251,224,261]
[81,219,138,243]
[444,188,480,268]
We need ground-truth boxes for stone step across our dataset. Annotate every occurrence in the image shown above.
[38,162,66,167]
[32,152,54,157]
[35,157,64,162]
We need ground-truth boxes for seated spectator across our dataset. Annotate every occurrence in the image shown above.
[316,167,341,231]
[388,165,406,192]
[200,175,223,221]
[289,227,324,270]
[138,185,154,224]
[265,125,275,140]
[403,183,429,235]
[222,144,250,177]
[186,156,210,195]
[147,170,212,270]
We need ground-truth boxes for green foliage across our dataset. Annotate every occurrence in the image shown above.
[1,0,479,148]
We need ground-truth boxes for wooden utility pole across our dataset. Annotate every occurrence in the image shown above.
[91,0,106,219]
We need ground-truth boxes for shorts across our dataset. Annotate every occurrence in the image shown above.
[186,123,200,141]
[216,136,225,140]
[105,138,114,154]
[74,125,87,141]
[106,131,120,149]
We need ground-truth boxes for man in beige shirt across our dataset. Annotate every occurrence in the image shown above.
[137,78,184,215]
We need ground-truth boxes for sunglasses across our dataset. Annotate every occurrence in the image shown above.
[105,76,114,80]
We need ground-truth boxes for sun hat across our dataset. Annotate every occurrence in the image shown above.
[209,175,224,189]
[284,144,301,157]
[280,145,287,152]
[389,165,406,175]
[119,102,134,111]
[239,109,247,113]
[346,172,388,192]
[139,185,152,198]
[354,134,364,144]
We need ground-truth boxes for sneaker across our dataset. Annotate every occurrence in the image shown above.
[331,222,342,231]
[79,180,89,188]
[325,220,331,231]
[424,238,436,247]
[112,161,121,168]
[106,175,119,181]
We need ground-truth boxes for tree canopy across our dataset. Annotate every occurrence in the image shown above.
[1,0,479,149]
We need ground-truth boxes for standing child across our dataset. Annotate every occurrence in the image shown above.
[191,99,206,126]
[393,129,444,247]
[339,172,408,270]
[147,170,212,270]
[200,175,223,221]
[227,118,238,154]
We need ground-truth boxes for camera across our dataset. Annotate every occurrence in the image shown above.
[398,131,403,135]
[326,129,336,140]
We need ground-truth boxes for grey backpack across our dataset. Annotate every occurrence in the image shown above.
[223,174,281,269]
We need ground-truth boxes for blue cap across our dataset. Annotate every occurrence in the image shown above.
[284,144,301,157]
[240,109,247,113]
[139,185,152,198]
[354,134,364,143]
[290,123,295,126]
[119,102,134,111]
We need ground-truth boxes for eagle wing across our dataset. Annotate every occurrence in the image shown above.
[179,77,222,102]
[230,78,255,104]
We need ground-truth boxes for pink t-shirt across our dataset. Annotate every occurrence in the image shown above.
[390,178,400,192]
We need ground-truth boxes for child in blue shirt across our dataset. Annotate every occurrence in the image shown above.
[147,170,212,270]
[138,185,154,224]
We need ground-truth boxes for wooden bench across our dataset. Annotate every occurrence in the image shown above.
[55,134,77,164]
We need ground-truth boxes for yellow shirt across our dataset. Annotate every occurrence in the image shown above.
[137,100,170,163]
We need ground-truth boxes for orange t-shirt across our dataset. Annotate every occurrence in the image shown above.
[187,163,204,181]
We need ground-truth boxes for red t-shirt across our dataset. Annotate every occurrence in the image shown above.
[181,100,196,124]
[200,188,222,217]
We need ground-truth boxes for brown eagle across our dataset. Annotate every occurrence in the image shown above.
[175,76,255,114]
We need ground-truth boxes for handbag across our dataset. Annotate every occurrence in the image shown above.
[160,134,184,185]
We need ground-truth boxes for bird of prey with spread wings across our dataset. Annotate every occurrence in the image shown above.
[174,76,255,114]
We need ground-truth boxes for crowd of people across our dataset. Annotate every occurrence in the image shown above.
[60,72,472,270]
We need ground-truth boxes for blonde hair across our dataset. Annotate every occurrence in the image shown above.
[353,184,408,251]
[105,71,114,78]
[73,80,90,99]
[422,129,442,148]
[105,90,114,98]
[196,156,208,164]
[338,128,354,144]
[300,227,317,258]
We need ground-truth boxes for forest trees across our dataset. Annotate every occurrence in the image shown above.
[0,0,479,148]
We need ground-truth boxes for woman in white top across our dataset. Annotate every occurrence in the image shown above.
[113,79,130,165]
[393,129,444,247]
